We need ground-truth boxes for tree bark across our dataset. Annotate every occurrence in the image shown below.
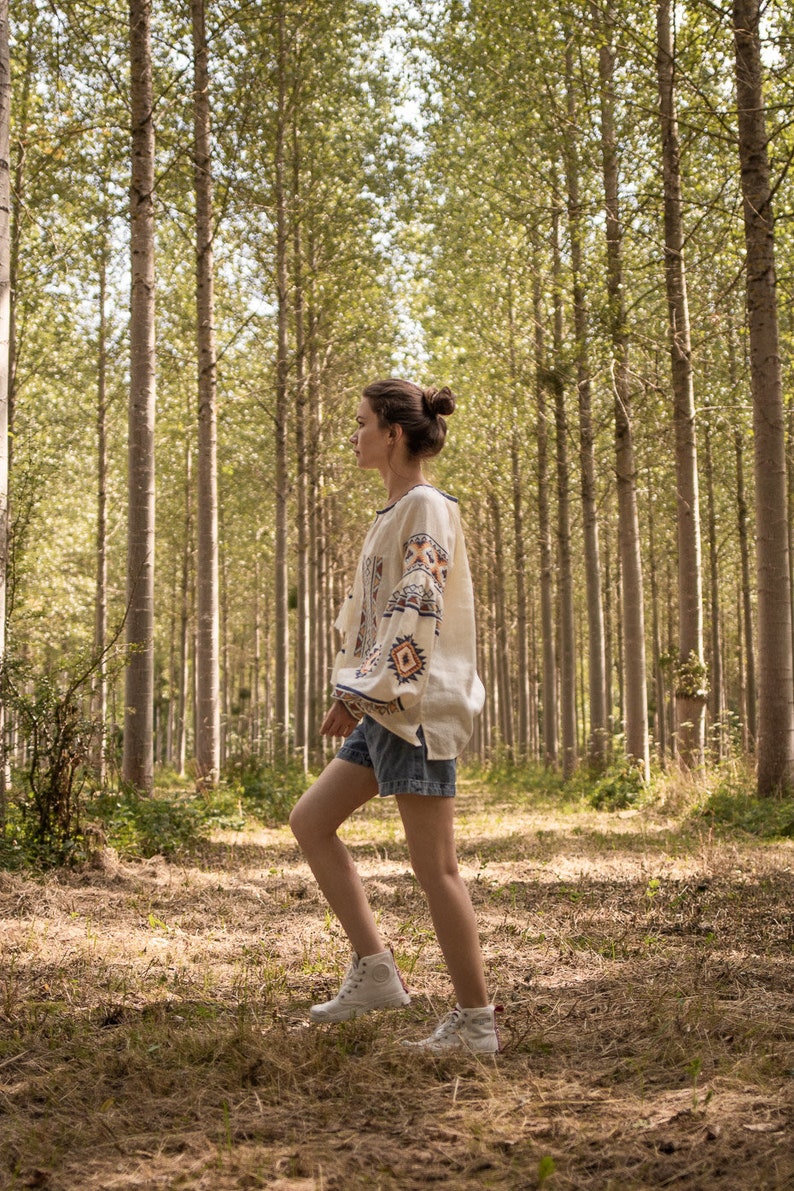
[596,2,650,779]
[533,267,558,767]
[702,403,724,756]
[124,0,156,794]
[657,0,706,767]
[0,0,10,822]
[293,122,310,772]
[564,42,607,770]
[552,204,577,777]
[733,0,794,793]
[273,3,290,761]
[191,0,220,785]
[507,278,530,757]
[93,246,109,784]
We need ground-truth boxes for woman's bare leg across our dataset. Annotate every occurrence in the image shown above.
[396,794,489,1008]
[289,758,383,957]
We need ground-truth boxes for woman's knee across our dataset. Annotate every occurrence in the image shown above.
[409,854,460,895]
[289,791,319,849]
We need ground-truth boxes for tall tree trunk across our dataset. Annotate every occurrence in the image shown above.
[93,246,109,785]
[307,254,323,765]
[124,0,156,794]
[734,426,757,746]
[191,0,220,785]
[647,493,667,764]
[507,278,530,757]
[273,4,290,761]
[177,438,193,777]
[510,423,530,758]
[533,268,558,767]
[489,489,514,755]
[733,0,794,793]
[597,2,650,779]
[703,403,724,756]
[0,0,10,823]
[565,42,607,770]
[657,0,706,767]
[293,122,309,771]
[552,204,577,777]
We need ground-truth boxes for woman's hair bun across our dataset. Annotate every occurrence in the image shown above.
[421,385,456,418]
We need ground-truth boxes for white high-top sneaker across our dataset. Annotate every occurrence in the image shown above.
[404,1005,501,1054]
[310,949,411,1023]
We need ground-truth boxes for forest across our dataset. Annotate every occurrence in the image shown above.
[0,3,793,1189]
[0,0,794,824]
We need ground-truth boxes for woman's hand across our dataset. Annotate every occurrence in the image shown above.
[320,700,359,738]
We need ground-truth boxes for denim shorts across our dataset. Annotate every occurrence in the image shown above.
[337,715,456,798]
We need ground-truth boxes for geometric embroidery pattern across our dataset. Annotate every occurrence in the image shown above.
[383,581,442,625]
[388,634,427,684]
[403,534,448,593]
[355,554,382,656]
[355,643,382,679]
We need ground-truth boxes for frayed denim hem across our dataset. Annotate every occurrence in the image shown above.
[377,779,456,799]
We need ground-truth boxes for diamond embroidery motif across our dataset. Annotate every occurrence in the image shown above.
[388,635,426,684]
[404,534,448,592]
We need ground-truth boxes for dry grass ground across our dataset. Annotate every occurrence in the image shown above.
[1,781,793,1190]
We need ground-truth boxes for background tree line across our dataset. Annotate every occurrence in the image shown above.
[0,0,792,829]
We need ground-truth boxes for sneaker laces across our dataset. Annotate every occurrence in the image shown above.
[333,956,364,1003]
[427,1007,465,1041]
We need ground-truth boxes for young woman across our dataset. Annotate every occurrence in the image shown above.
[289,378,499,1053]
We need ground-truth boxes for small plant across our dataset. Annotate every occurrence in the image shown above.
[2,659,105,865]
[587,758,647,811]
[89,789,209,857]
[674,651,709,701]
[223,753,309,825]
[697,771,794,838]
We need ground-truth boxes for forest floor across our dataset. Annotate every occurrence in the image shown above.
[0,779,793,1190]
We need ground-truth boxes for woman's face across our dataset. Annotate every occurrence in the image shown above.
[350,398,395,471]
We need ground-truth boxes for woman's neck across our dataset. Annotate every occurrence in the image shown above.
[382,467,427,506]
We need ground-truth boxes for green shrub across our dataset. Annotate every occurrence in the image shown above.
[89,790,208,857]
[223,755,309,825]
[697,773,794,838]
[586,759,647,811]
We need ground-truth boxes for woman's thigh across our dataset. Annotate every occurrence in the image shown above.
[290,757,379,840]
[395,793,459,883]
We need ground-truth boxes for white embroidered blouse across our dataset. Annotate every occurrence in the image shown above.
[331,484,485,760]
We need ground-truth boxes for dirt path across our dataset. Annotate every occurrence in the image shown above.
[1,787,793,1189]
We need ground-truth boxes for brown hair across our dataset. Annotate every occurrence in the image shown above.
[362,378,456,459]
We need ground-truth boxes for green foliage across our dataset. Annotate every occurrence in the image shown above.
[223,755,310,825]
[674,651,709,701]
[585,758,648,812]
[697,772,794,838]
[1,657,106,866]
[462,754,568,802]
[89,790,207,857]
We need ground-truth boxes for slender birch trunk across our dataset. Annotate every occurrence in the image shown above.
[191,0,220,785]
[597,3,650,779]
[124,0,156,794]
[657,0,706,767]
[733,0,794,793]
